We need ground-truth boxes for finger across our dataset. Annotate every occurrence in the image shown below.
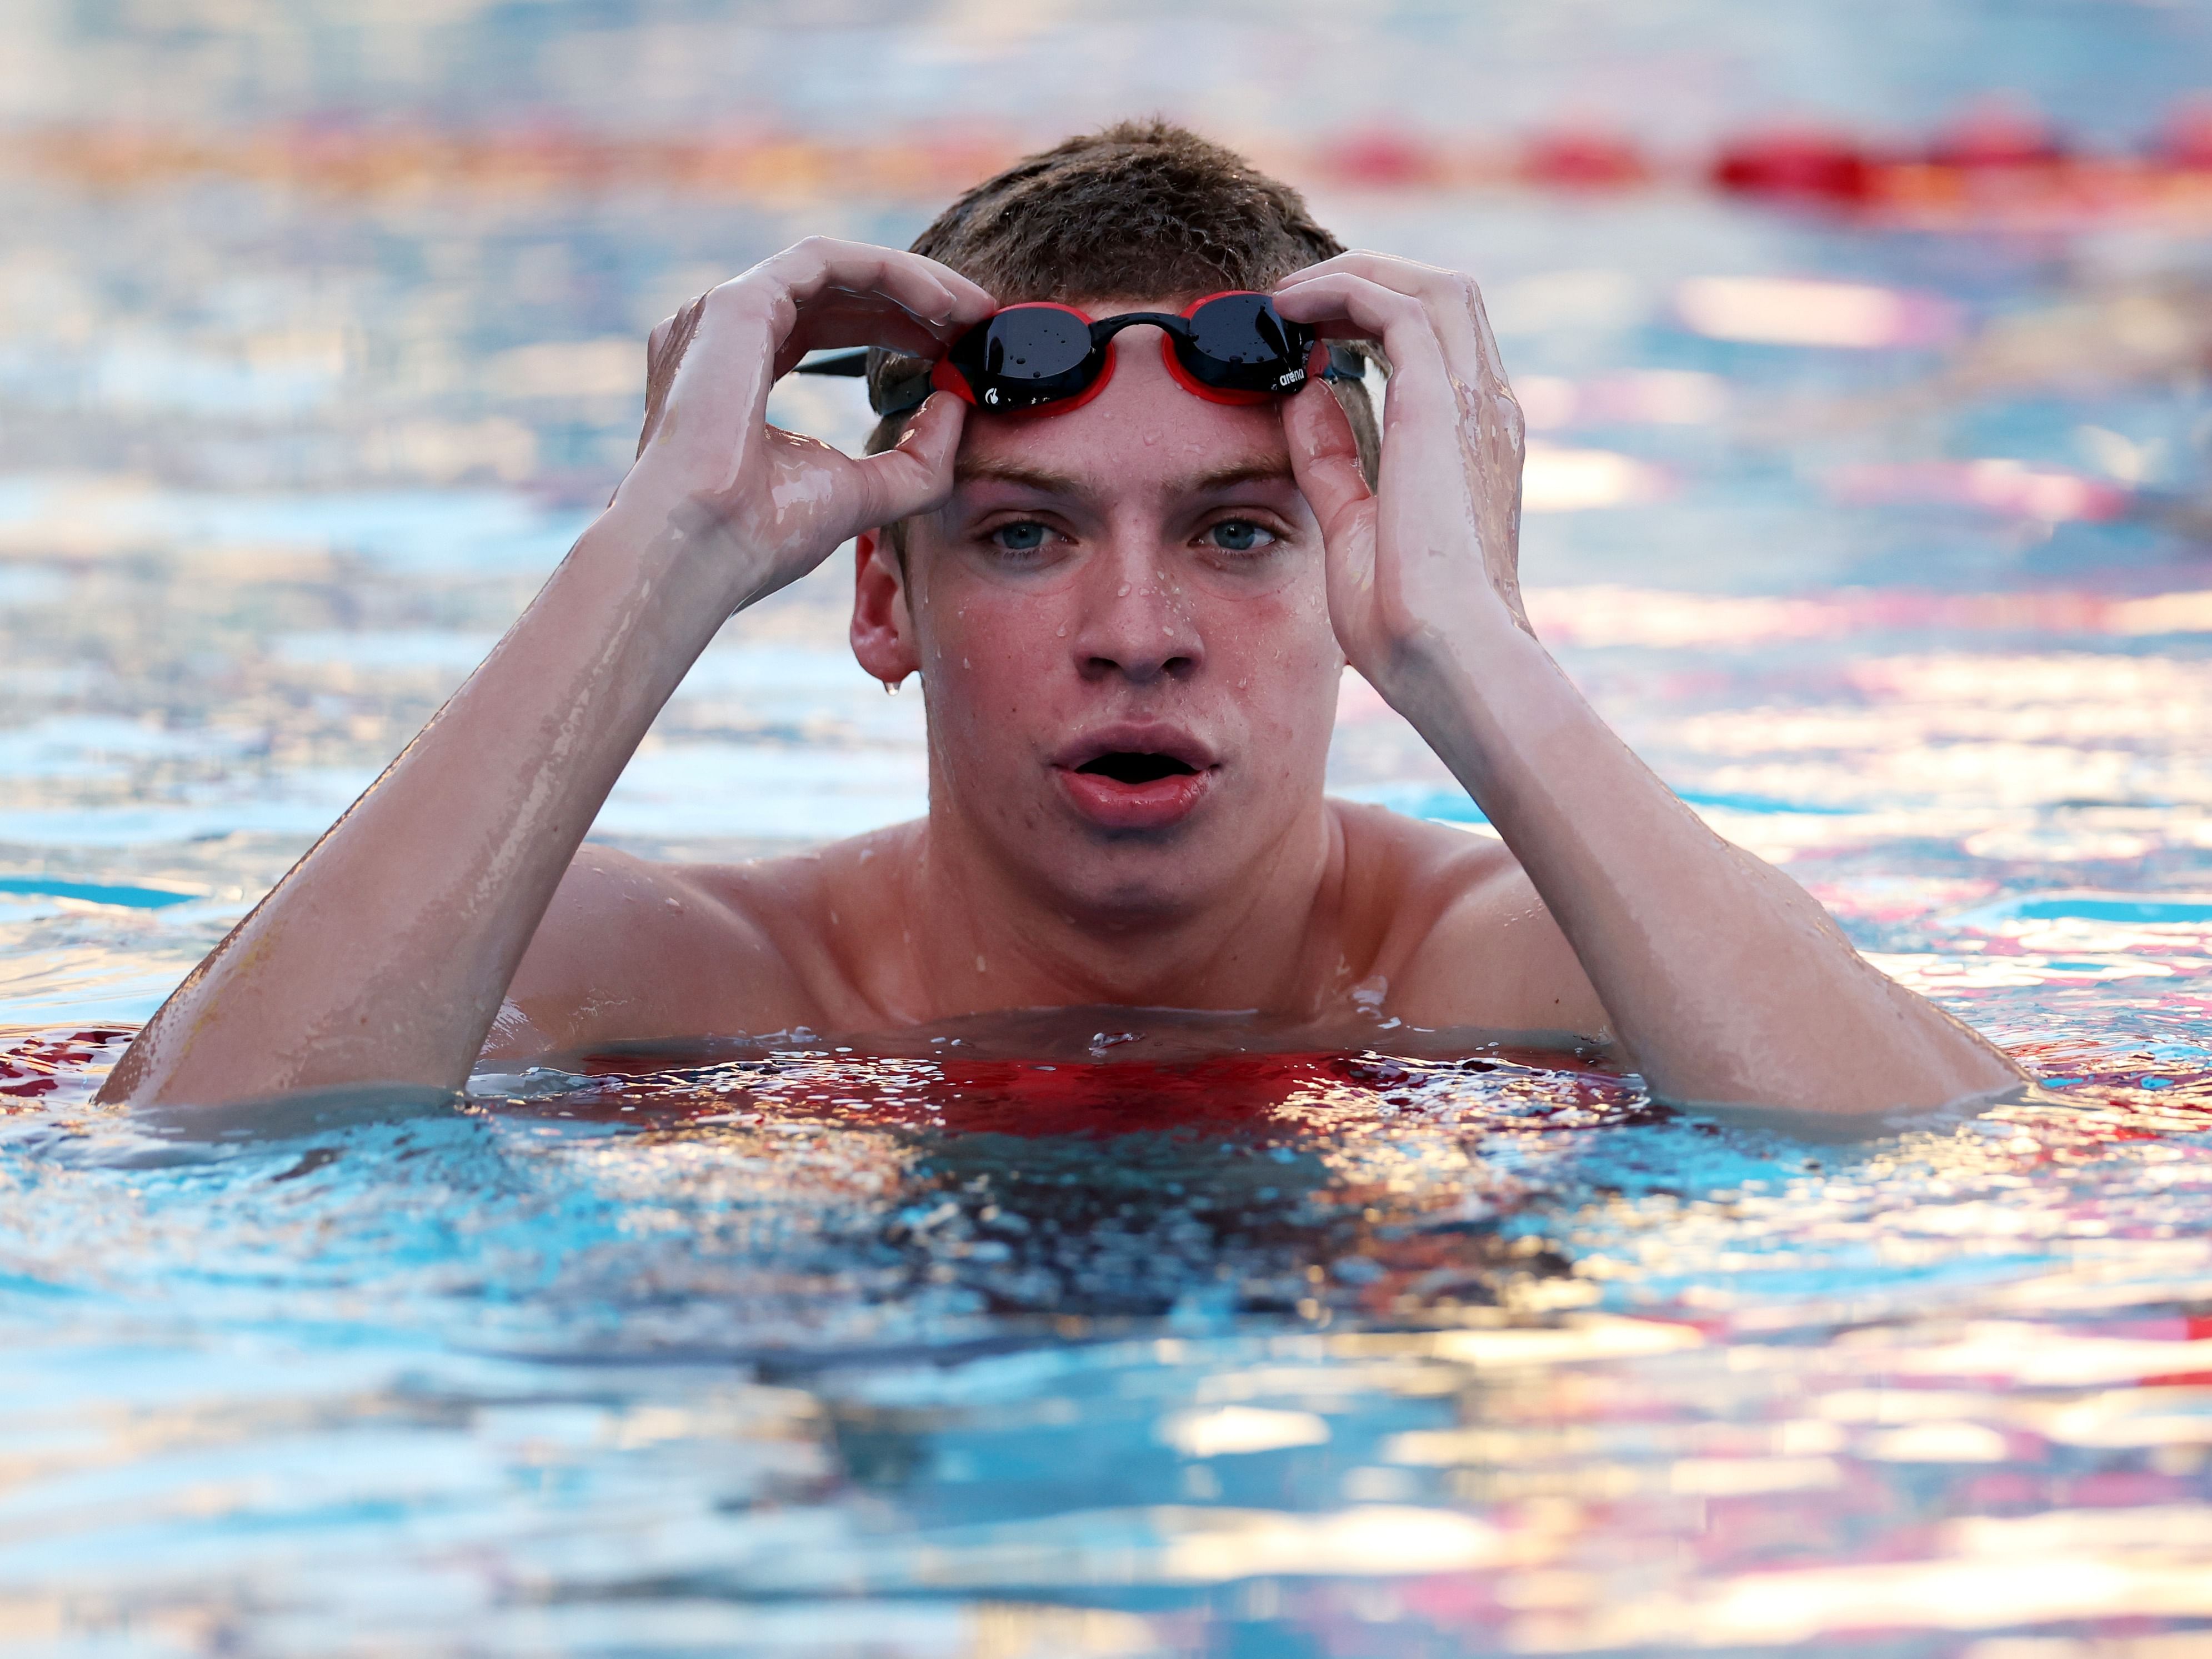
[844,392,968,531]
[738,241,996,384]
[1280,253,1508,387]
[1301,318,1394,350]
[1280,378,1374,548]
[756,238,996,342]
[1273,272,1432,351]
[1278,248,1458,291]
[1275,274,1497,535]
[1272,273,1457,423]
[770,290,964,377]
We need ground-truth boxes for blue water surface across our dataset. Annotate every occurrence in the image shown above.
[5,1,2212,1654]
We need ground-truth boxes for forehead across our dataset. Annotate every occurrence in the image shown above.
[952,296,1292,496]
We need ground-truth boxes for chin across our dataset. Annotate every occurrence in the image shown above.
[1028,825,1234,924]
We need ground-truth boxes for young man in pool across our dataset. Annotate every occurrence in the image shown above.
[99,122,2023,1116]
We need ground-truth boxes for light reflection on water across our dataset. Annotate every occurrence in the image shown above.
[7,0,2212,1651]
[1,1022,2209,1654]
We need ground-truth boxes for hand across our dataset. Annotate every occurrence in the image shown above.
[620,238,997,609]
[1270,253,1528,692]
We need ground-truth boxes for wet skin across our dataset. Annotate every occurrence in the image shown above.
[99,239,2026,1114]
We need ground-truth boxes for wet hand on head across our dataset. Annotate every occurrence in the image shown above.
[622,237,997,612]
[632,234,1530,729]
[1269,251,1530,693]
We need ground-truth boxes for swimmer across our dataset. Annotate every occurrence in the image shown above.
[98,122,2024,1115]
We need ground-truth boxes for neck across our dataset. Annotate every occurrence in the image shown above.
[903,790,1343,1019]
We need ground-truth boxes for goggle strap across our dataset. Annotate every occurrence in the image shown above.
[793,348,869,377]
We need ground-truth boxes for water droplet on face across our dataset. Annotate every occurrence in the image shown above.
[963,657,972,669]
[1055,623,1067,638]
[1118,583,1131,598]
[1143,430,1160,445]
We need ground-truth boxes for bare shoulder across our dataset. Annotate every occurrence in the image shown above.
[492,845,779,1059]
[684,822,919,1025]
[1330,799,1610,1039]
[493,825,915,1060]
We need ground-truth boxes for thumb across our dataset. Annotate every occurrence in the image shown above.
[1282,379,1374,548]
[635,297,705,459]
[845,393,967,532]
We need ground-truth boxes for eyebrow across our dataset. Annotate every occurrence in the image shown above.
[951,458,1299,498]
[953,460,1085,495]
[1184,461,1298,494]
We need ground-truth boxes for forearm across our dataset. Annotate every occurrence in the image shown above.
[1391,609,2023,1112]
[99,501,741,1107]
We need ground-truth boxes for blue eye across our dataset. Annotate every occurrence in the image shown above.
[1205,520,1275,553]
[990,521,1051,554]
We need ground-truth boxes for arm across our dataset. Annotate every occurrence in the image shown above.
[99,239,995,1109]
[1275,254,2023,1114]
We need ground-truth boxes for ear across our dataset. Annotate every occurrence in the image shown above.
[850,530,920,685]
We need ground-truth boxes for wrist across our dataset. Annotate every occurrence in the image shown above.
[1358,595,1535,709]
[587,483,784,623]
[1362,601,1588,803]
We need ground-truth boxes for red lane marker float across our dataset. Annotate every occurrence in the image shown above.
[1927,96,2069,169]
[1321,128,1451,191]
[1518,128,1652,191]
[1716,97,2212,228]
[11,99,2212,228]
[1712,129,1878,205]
[2161,98,2212,169]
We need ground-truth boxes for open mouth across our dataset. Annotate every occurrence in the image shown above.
[1074,752,1200,786]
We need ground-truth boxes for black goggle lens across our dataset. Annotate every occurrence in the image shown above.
[965,307,1097,409]
[1182,293,1305,387]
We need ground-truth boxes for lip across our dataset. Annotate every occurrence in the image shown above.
[1050,723,1221,831]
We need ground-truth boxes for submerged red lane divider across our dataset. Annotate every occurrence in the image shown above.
[0,1027,129,1104]
[549,1045,1639,1139]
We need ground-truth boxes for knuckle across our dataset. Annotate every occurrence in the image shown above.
[704,280,775,331]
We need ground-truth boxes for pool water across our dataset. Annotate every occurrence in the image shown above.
[6,1,2212,1653]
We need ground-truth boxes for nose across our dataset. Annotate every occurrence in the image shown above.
[1070,536,1202,685]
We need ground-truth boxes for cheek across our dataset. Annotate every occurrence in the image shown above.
[915,582,1070,733]
[1214,568,1343,690]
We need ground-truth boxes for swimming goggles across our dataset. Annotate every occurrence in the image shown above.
[797,291,1365,419]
